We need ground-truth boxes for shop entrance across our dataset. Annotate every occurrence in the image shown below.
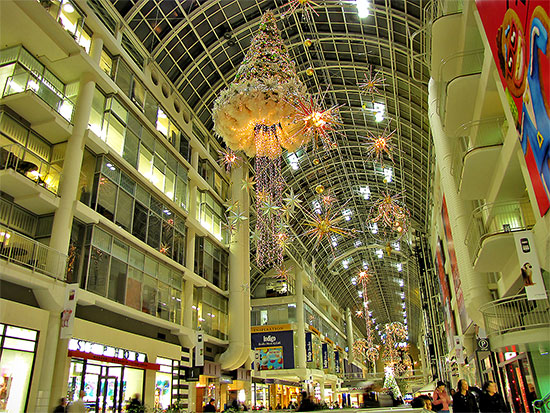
[97,376,118,412]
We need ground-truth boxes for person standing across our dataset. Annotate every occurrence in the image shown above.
[53,398,67,413]
[452,380,479,413]
[204,398,217,412]
[432,381,452,413]
[479,381,508,413]
[68,391,86,413]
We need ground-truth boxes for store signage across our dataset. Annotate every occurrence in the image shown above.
[305,332,313,362]
[308,325,321,336]
[67,350,160,370]
[68,339,146,362]
[334,351,340,373]
[251,329,294,369]
[60,284,79,339]
[322,343,329,369]
[251,324,292,333]
[195,332,204,367]
[513,231,547,301]
[254,350,260,372]
[325,337,334,345]
[475,0,550,217]
[477,338,490,351]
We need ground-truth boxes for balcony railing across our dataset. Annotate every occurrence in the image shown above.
[0,144,62,194]
[480,292,550,337]
[0,225,67,280]
[2,70,75,122]
[437,49,484,121]
[466,200,536,264]
[450,117,506,187]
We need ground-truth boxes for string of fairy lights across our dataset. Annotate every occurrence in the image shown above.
[212,1,413,377]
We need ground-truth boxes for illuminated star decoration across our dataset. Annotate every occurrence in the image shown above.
[369,191,410,238]
[289,94,343,152]
[282,189,302,219]
[282,0,320,20]
[363,125,396,166]
[241,176,255,192]
[274,265,292,281]
[218,148,242,172]
[241,282,250,292]
[358,65,386,95]
[299,199,356,251]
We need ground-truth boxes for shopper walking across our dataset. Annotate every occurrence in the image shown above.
[53,398,67,413]
[68,391,86,413]
[204,398,217,412]
[432,381,451,413]
[452,380,479,413]
[479,381,508,413]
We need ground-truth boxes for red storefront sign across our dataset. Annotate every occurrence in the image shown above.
[68,349,161,370]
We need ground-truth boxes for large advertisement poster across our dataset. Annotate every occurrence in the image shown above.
[251,324,294,370]
[441,197,471,331]
[476,0,550,216]
[322,343,329,369]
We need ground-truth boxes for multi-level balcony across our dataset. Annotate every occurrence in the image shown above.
[0,225,66,280]
[0,143,62,214]
[451,118,506,199]
[480,292,550,351]
[466,199,536,272]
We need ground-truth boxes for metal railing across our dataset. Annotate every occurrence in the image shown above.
[480,291,550,337]
[450,118,506,187]
[2,70,75,122]
[466,200,536,264]
[0,144,61,194]
[198,202,228,244]
[0,225,67,280]
[437,49,484,121]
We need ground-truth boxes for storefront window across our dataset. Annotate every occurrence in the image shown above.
[0,324,38,413]
[155,357,179,410]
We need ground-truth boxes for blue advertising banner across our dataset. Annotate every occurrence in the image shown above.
[334,351,340,373]
[322,343,329,369]
[251,329,294,370]
[305,332,313,362]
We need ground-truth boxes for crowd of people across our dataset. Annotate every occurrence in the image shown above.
[411,379,509,413]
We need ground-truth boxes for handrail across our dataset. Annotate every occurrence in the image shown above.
[465,199,536,264]
[480,291,550,337]
[0,143,61,194]
[533,392,550,411]
[2,70,75,122]
[0,225,67,280]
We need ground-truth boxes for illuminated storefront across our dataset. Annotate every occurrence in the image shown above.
[0,324,38,413]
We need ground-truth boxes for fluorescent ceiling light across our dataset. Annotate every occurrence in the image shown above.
[356,0,370,18]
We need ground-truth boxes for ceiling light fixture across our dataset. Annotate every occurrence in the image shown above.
[356,0,370,18]
[63,1,75,13]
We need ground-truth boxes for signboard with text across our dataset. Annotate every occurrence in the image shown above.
[251,328,294,370]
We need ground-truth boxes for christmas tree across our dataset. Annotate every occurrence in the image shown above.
[383,366,403,400]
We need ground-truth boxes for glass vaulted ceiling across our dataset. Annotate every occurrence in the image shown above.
[109,0,434,343]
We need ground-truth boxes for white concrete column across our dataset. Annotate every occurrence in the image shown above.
[183,278,195,329]
[319,377,325,401]
[345,308,354,363]
[186,227,196,273]
[49,70,99,255]
[218,164,250,370]
[295,268,306,369]
[428,79,492,326]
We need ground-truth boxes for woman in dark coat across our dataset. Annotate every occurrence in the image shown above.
[452,380,479,413]
[479,381,508,413]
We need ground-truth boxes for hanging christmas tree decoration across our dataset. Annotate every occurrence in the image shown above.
[283,0,320,20]
[363,124,396,165]
[353,338,369,358]
[213,11,310,269]
[288,94,343,152]
[369,191,410,239]
[218,148,242,172]
[358,65,386,95]
[299,198,356,250]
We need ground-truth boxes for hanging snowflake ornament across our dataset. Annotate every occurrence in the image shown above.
[299,199,356,250]
[353,338,369,358]
[283,0,320,20]
[288,95,343,152]
[369,191,411,238]
[363,125,396,165]
[274,265,293,281]
[218,148,242,172]
[358,65,386,95]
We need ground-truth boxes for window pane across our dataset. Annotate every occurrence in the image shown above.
[99,50,113,76]
[157,282,170,320]
[147,213,161,249]
[129,248,144,270]
[97,177,116,221]
[131,79,146,109]
[123,130,139,168]
[142,274,157,315]
[104,115,125,155]
[89,88,105,137]
[87,247,109,296]
[132,202,148,242]
[138,146,153,180]
[115,188,133,232]
[108,257,127,303]
[164,168,175,200]
[144,93,158,124]
[92,227,111,253]
[114,59,133,96]
[111,238,128,262]
[126,268,143,310]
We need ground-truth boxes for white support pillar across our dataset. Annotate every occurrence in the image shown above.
[218,164,250,370]
[295,268,306,369]
[428,79,492,326]
[346,308,354,363]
